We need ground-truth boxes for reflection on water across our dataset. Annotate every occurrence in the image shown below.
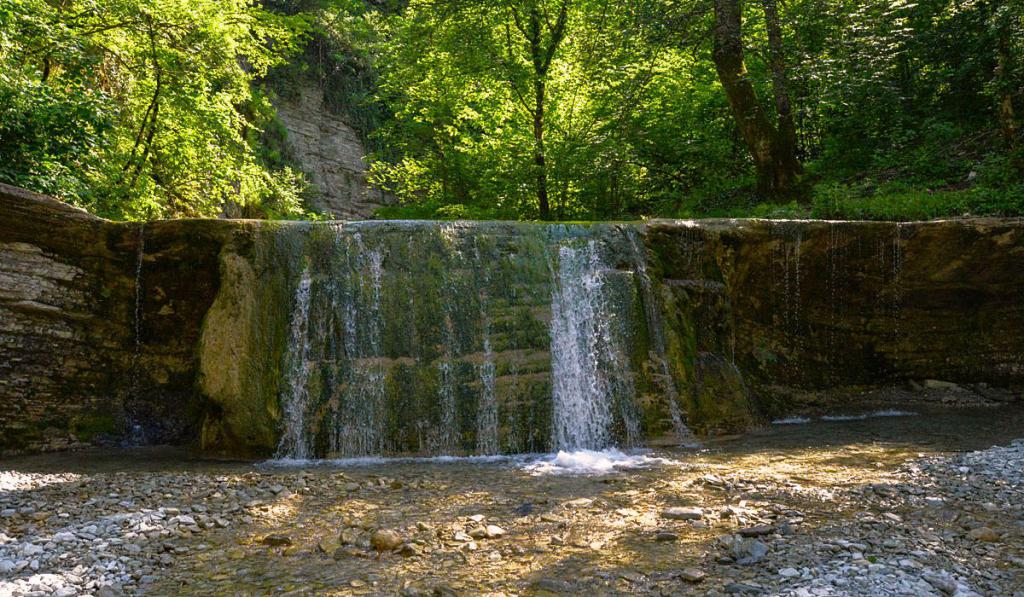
[2,405,1021,476]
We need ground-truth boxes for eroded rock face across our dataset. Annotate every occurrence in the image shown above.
[273,83,393,219]
[644,219,1024,417]
[0,184,227,454]
[1,183,1022,456]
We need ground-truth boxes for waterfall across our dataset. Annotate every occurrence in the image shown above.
[624,229,696,445]
[329,234,387,457]
[268,222,660,459]
[474,240,500,455]
[476,330,499,455]
[549,240,620,451]
[124,224,147,446]
[276,266,313,459]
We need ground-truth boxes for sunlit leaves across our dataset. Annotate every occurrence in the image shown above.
[0,0,309,219]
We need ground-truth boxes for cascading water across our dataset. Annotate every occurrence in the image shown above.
[548,239,639,451]
[267,222,668,459]
[277,267,313,459]
[329,233,388,457]
[124,223,147,446]
[624,229,696,445]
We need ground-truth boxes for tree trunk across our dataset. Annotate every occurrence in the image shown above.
[712,0,800,197]
[996,31,1019,150]
[506,1,567,218]
[762,0,801,172]
[534,77,551,219]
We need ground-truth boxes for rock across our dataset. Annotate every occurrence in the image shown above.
[731,538,769,565]
[967,527,999,542]
[738,525,774,537]
[778,567,799,578]
[922,573,958,595]
[654,531,679,542]
[339,528,360,545]
[923,379,960,390]
[333,545,364,560]
[563,498,593,509]
[662,507,702,520]
[679,568,706,582]
[484,525,506,539]
[261,534,292,547]
[172,514,197,526]
[370,529,404,552]
[530,578,572,595]
[469,526,488,540]
[0,560,14,574]
[514,502,534,516]
[724,582,765,594]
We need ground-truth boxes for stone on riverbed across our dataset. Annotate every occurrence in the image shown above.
[370,529,404,552]
[662,507,702,520]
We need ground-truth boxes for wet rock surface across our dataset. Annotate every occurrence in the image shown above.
[1,409,1022,596]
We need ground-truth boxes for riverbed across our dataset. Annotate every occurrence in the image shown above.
[2,406,1023,596]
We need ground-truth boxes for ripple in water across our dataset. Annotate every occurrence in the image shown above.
[772,410,917,425]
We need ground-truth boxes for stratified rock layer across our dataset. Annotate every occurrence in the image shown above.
[1,183,1021,455]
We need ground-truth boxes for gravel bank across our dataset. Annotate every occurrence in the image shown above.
[1,435,1022,595]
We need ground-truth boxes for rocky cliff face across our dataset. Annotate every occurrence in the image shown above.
[274,84,393,219]
[2,184,1021,456]
[0,184,229,454]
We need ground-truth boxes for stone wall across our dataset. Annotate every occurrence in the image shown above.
[2,184,1021,456]
[274,83,393,219]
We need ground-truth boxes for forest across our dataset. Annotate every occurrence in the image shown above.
[1,0,1022,221]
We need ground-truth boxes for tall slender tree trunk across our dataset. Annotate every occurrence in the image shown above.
[996,31,1019,150]
[712,0,800,198]
[762,0,800,171]
[533,77,551,219]
[508,2,566,220]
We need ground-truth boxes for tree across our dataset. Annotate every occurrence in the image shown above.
[992,5,1021,151]
[710,0,801,197]
[0,0,309,219]
[504,0,569,220]
[372,0,669,219]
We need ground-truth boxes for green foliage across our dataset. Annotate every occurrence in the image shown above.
[0,0,312,220]
[2,0,1022,221]
[363,0,1022,220]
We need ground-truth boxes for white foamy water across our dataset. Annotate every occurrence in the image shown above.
[821,410,917,421]
[772,416,812,425]
[276,267,313,460]
[521,449,678,476]
[549,242,617,450]
[774,410,917,425]
[263,449,678,476]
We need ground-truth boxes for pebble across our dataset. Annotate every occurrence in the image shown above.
[370,529,404,552]
[261,534,292,547]
[662,507,702,520]
[966,527,999,542]
[0,435,1021,596]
